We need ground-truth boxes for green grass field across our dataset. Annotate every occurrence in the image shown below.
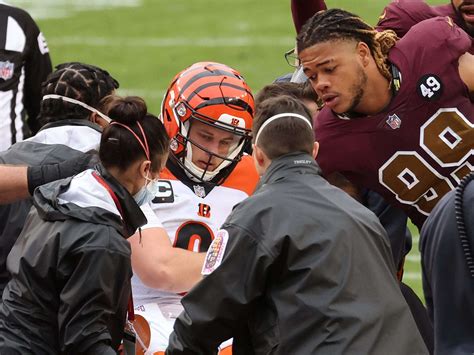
[10,0,449,300]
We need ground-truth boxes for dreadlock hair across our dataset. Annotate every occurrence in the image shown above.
[39,62,119,127]
[296,8,398,83]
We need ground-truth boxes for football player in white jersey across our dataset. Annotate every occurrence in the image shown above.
[129,62,258,354]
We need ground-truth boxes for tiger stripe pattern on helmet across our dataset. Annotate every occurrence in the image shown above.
[161,62,254,184]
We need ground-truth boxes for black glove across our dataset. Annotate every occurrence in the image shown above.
[27,151,99,195]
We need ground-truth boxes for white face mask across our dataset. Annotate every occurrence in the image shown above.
[133,174,159,206]
[42,94,112,123]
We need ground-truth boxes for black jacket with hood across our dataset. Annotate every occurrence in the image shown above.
[0,119,101,295]
[0,164,146,354]
[420,172,474,354]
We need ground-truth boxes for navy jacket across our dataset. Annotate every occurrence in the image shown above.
[420,172,474,354]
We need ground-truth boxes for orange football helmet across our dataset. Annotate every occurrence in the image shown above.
[161,62,254,183]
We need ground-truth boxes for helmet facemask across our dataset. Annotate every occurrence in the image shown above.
[172,100,251,183]
[161,62,254,185]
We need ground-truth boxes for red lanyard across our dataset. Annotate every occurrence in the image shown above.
[92,171,125,217]
[92,171,135,322]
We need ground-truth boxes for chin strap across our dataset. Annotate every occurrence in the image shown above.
[183,139,245,182]
[336,63,402,120]
[390,63,402,96]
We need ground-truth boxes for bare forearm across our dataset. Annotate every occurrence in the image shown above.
[0,153,96,205]
[0,165,29,204]
[130,229,206,293]
[154,248,205,293]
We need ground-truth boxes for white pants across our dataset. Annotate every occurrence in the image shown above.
[134,302,232,354]
[134,302,175,353]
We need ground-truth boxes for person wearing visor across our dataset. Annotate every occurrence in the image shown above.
[0,96,169,353]
[129,62,259,354]
[0,62,119,297]
[166,95,427,355]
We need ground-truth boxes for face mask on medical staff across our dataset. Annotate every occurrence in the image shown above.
[133,172,160,206]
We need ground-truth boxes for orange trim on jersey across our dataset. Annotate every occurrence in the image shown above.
[151,346,232,354]
[221,155,259,196]
[159,167,178,181]
[219,345,233,355]
[160,156,259,196]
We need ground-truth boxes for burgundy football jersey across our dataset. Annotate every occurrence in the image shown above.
[376,0,474,53]
[314,17,474,229]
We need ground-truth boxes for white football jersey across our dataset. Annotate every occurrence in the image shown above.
[132,156,258,309]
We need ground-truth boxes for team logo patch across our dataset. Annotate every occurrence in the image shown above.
[169,138,179,151]
[0,61,14,80]
[197,203,211,218]
[218,113,245,129]
[176,102,187,117]
[202,229,229,275]
[37,32,49,55]
[417,74,442,101]
[151,180,174,203]
[193,185,206,198]
[386,113,402,130]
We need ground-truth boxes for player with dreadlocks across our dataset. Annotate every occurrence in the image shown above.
[0,62,119,296]
[290,0,474,52]
[283,2,416,286]
[297,8,474,229]
[38,62,118,126]
[297,10,474,352]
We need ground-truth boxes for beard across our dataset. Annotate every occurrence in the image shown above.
[452,1,474,37]
[345,65,368,115]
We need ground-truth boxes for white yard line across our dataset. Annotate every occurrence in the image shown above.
[48,36,295,47]
[406,254,421,263]
[412,235,420,245]
[403,271,422,281]
[6,0,142,19]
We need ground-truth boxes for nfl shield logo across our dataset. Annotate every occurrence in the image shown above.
[193,185,206,198]
[386,114,402,129]
[0,61,14,80]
